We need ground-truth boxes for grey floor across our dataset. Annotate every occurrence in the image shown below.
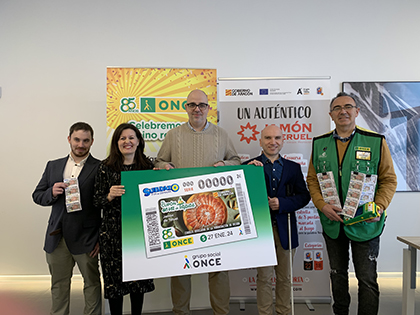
[0,275,419,314]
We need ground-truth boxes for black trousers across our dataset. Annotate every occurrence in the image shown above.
[108,292,144,315]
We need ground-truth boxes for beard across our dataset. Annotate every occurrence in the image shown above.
[72,147,89,158]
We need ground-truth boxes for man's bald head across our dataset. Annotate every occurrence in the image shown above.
[187,89,208,103]
[260,124,284,161]
[261,124,282,138]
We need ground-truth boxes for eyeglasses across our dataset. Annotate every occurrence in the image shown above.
[186,103,208,110]
[331,104,357,112]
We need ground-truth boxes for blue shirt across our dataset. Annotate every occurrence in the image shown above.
[187,120,210,132]
[261,153,283,199]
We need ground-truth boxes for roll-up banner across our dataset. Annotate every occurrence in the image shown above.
[107,68,221,312]
[106,67,218,156]
[218,77,332,303]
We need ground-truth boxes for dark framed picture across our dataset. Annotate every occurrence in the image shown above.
[343,82,420,192]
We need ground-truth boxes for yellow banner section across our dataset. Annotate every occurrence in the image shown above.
[106,68,217,156]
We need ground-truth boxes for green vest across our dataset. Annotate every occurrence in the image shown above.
[312,126,385,241]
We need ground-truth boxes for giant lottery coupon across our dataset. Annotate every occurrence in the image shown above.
[138,169,258,258]
[120,165,276,281]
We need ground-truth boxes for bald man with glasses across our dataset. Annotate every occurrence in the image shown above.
[155,89,240,315]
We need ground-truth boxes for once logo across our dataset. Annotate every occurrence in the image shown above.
[140,98,155,112]
[192,258,222,268]
[164,237,194,249]
[183,255,191,269]
[139,97,187,113]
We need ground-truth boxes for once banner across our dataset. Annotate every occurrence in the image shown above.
[121,165,277,281]
[218,77,332,302]
[106,67,217,157]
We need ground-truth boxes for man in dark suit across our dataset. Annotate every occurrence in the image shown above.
[33,122,102,315]
[244,124,310,315]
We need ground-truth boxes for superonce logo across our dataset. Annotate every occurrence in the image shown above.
[139,97,187,113]
[143,183,179,197]
[225,89,253,96]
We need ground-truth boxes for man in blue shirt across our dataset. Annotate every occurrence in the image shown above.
[244,124,310,315]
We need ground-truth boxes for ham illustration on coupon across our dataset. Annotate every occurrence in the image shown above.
[138,170,258,258]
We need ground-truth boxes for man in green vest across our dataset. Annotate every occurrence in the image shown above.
[306,92,397,315]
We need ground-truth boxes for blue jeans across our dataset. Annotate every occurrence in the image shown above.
[323,226,380,315]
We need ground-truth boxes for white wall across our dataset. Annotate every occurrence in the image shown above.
[1,0,419,276]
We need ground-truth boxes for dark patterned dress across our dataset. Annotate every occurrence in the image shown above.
[93,162,154,299]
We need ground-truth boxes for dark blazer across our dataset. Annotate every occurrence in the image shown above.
[243,154,310,250]
[32,155,101,255]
